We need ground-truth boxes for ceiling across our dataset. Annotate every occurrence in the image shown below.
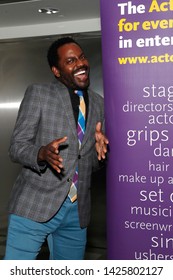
[0,0,101,40]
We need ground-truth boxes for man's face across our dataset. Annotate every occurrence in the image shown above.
[53,43,90,90]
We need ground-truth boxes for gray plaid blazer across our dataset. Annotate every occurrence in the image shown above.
[8,80,104,228]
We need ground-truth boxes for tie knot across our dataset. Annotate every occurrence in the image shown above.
[75,90,83,98]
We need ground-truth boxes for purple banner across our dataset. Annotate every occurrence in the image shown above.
[100,0,173,259]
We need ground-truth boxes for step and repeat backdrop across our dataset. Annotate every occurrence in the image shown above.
[100,0,173,259]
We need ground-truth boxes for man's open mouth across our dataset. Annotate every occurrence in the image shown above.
[74,69,88,77]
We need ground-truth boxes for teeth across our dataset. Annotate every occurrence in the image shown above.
[74,70,86,76]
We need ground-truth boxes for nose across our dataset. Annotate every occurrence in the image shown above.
[76,58,84,67]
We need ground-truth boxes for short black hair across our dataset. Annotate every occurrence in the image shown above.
[47,37,81,69]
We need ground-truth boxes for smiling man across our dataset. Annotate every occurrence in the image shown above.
[4,37,108,260]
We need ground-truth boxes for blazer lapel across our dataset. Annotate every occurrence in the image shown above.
[53,82,96,146]
[54,82,78,141]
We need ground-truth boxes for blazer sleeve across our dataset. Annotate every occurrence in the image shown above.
[9,85,42,173]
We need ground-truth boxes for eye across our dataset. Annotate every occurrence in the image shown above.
[66,58,76,65]
[80,54,86,60]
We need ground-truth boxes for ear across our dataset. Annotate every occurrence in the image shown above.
[52,66,60,78]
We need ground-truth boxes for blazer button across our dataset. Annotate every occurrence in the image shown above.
[78,155,81,159]
[67,178,72,182]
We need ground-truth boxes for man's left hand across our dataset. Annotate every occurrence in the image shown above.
[95,122,109,160]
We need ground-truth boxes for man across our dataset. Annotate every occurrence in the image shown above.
[4,37,108,260]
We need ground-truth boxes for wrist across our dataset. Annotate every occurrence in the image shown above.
[37,146,46,162]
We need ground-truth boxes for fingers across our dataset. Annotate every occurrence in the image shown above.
[47,154,64,173]
[95,122,109,143]
[96,142,107,160]
[95,139,108,160]
[52,136,68,154]
[95,122,109,160]
[42,136,67,173]
[56,136,68,144]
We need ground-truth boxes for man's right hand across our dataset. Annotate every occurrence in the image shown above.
[38,136,67,173]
